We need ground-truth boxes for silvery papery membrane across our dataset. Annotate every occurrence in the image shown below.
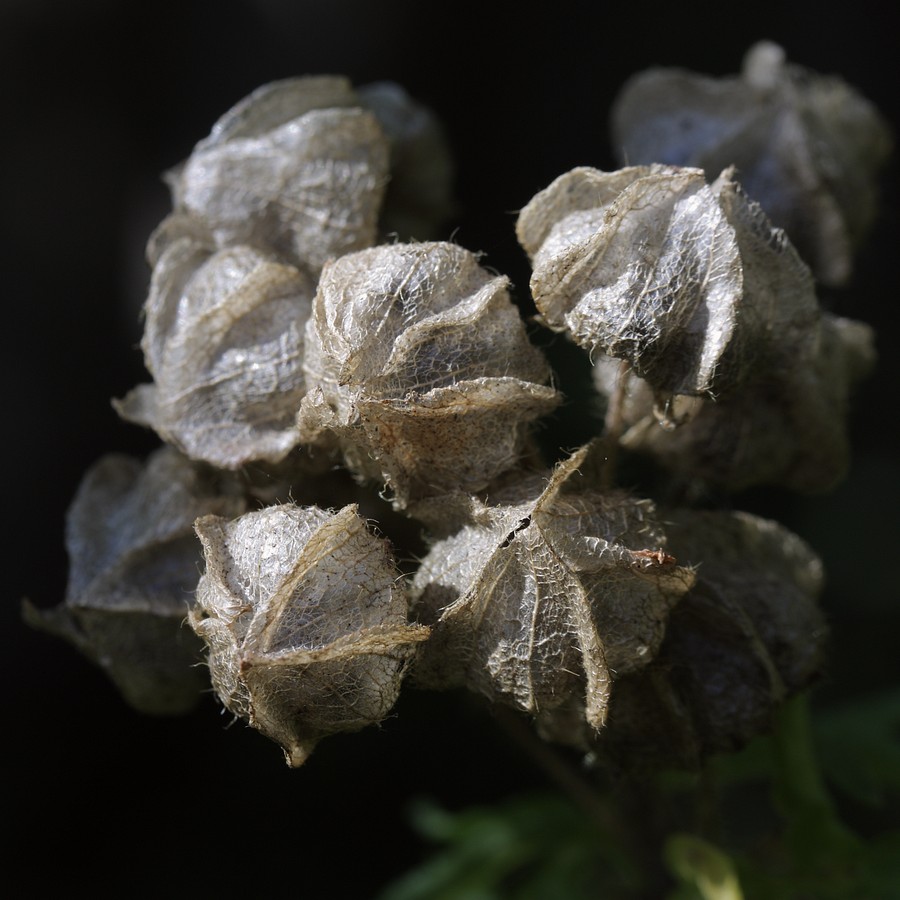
[297,241,562,508]
[517,164,875,491]
[168,75,390,274]
[164,75,454,274]
[189,503,429,766]
[23,447,246,714]
[611,41,893,287]
[115,241,315,469]
[410,444,695,733]
[543,509,827,771]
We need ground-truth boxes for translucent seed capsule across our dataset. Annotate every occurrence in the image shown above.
[115,240,315,469]
[538,510,827,771]
[190,503,429,766]
[411,445,695,732]
[610,41,893,286]
[297,241,561,507]
[168,75,390,274]
[23,447,245,714]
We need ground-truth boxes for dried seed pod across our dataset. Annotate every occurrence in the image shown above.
[297,241,562,507]
[518,163,875,491]
[114,239,315,469]
[411,444,695,731]
[592,311,875,492]
[22,447,245,714]
[166,74,454,274]
[538,510,826,771]
[610,41,893,286]
[517,164,820,402]
[189,503,430,766]
[168,75,389,274]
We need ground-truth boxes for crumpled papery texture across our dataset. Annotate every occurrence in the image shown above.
[22,447,245,714]
[591,310,875,492]
[517,164,821,402]
[538,509,827,771]
[189,503,430,766]
[166,75,452,275]
[297,241,562,507]
[168,75,387,273]
[610,41,893,287]
[114,238,315,469]
[410,445,695,732]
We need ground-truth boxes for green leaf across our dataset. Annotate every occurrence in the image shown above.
[664,833,744,900]
[377,792,643,900]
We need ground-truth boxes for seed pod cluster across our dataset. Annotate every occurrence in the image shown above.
[297,241,562,507]
[23,447,246,714]
[517,163,876,492]
[189,503,430,766]
[611,41,893,287]
[117,76,455,470]
[25,50,883,772]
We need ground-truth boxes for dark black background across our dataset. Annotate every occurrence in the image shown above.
[6,1,898,895]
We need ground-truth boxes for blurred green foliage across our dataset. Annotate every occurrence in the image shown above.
[378,694,900,899]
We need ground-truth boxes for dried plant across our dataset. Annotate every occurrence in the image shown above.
[297,241,561,507]
[23,47,888,790]
[411,443,695,731]
[189,503,429,766]
[610,40,892,286]
[23,447,245,713]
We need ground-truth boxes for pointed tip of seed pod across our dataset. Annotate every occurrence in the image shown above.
[284,740,317,768]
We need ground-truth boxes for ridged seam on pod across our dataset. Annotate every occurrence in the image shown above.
[297,241,562,507]
[411,444,695,732]
[610,41,893,287]
[114,242,315,470]
[189,503,429,767]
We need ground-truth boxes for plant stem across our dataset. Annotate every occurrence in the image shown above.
[771,694,860,873]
